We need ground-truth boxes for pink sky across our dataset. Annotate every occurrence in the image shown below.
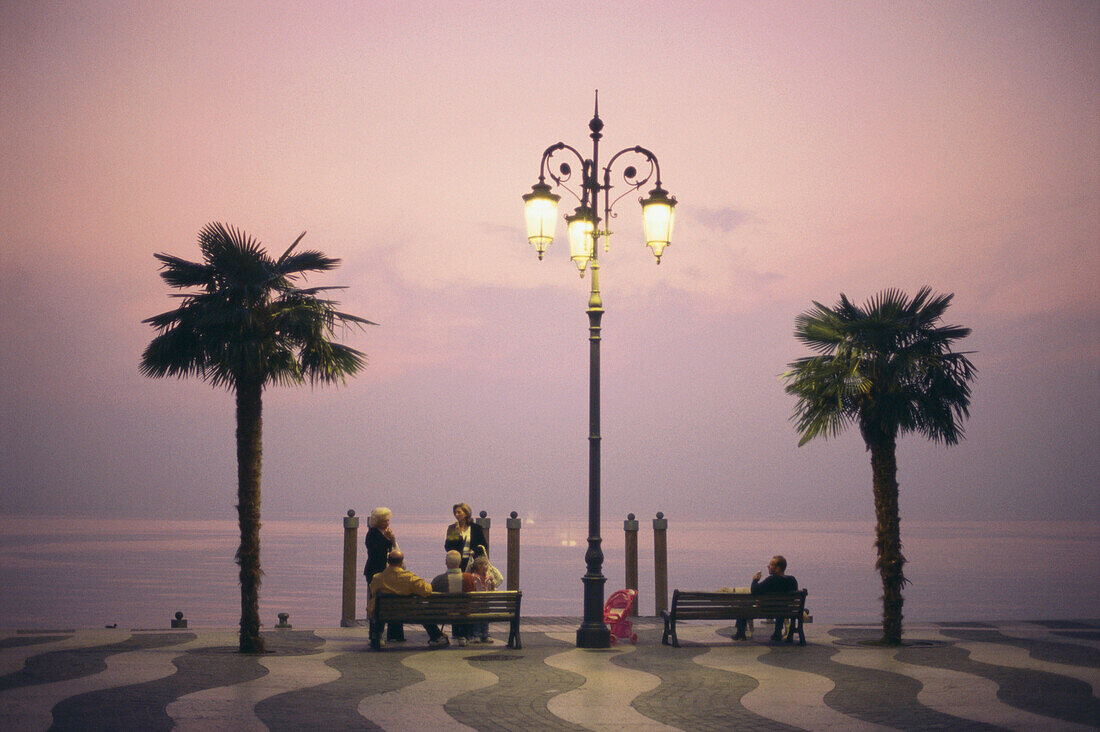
[1,1,1097,523]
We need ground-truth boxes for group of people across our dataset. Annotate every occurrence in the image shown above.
[363,503,798,648]
[363,503,502,649]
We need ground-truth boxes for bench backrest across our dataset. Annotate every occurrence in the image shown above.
[374,591,522,622]
[671,589,807,619]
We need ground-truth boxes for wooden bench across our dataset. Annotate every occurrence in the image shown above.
[371,591,522,649]
[661,589,809,647]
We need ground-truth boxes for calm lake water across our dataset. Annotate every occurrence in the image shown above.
[1,515,1096,629]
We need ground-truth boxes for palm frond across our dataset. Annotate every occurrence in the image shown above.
[785,287,976,448]
[866,288,909,319]
[153,253,214,289]
[290,285,348,297]
[139,328,209,380]
[278,250,341,277]
[793,301,845,353]
[142,307,188,331]
[300,341,367,384]
[275,231,308,267]
[334,310,378,327]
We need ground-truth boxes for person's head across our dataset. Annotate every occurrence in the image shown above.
[768,555,787,575]
[445,550,462,569]
[452,503,472,526]
[386,550,404,566]
[472,555,489,573]
[370,507,392,529]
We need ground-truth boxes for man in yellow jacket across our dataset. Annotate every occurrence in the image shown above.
[368,550,449,650]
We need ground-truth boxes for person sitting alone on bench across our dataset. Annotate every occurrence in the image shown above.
[368,550,450,649]
[733,555,798,641]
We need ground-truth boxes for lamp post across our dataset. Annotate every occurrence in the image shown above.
[523,93,676,648]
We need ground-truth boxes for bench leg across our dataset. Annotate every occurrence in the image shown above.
[783,618,805,645]
[508,620,521,649]
[662,617,679,646]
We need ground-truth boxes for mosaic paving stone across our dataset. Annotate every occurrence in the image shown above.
[445,634,587,732]
[786,629,1001,730]
[257,646,420,731]
[0,635,72,650]
[617,627,797,731]
[0,633,187,692]
[935,628,1100,726]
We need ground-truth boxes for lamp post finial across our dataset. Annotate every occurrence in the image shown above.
[590,90,603,134]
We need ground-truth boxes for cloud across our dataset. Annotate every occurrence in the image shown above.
[689,206,753,233]
[478,221,525,240]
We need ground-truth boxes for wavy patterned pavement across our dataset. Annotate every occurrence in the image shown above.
[1,619,1097,730]
[544,631,677,731]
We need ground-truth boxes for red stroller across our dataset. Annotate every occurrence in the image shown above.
[604,588,638,645]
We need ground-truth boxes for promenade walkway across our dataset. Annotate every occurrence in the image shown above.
[1,618,1097,730]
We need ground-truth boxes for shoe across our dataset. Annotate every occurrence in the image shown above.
[480,636,494,644]
[428,635,450,648]
[457,637,467,647]
[732,633,747,641]
[769,634,783,642]
[387,637,407,643]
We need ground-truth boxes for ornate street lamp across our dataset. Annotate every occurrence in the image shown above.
[523,93,676,648]
[522,182,560,260]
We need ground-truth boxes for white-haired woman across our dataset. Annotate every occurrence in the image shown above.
[364,507,404,642]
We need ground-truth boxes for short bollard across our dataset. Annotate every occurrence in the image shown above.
[506,511,521,591]
[624,513,639,616]
[171,611,187,629]
[341,510,359,627]
[653,511,668,617]
[276,612,292,629]
[475,510,491,550]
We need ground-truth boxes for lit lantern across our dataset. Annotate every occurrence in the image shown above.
[523,182,560,259]
[640,185,677,263]
[566,206,596,275]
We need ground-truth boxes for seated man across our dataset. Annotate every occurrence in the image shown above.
[733,554,798,641]
[368,550,449,650]
[431,550,475,646]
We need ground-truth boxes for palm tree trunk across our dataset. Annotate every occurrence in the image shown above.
[870,435,906,644]
[235,378,265,653]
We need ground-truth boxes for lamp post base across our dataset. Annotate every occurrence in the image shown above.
[577,570,611,648]
[576,624,612,648]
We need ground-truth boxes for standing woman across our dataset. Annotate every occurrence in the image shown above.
[364,507,404,642]
[444,502,487,571]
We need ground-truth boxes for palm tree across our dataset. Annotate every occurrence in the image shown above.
[141,223,373,652]
[783,287,976,644]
